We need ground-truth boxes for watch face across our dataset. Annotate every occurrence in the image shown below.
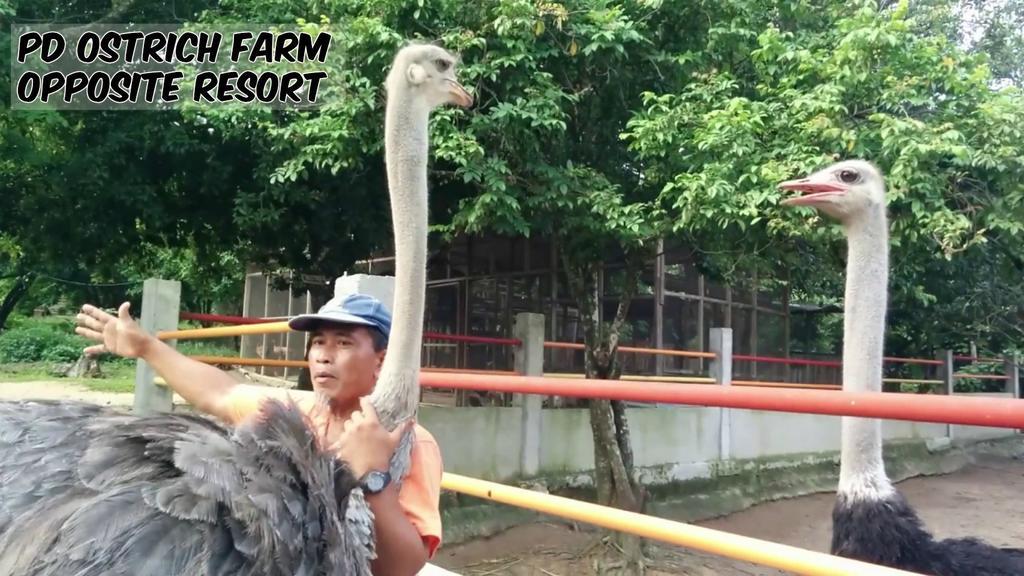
[364,471,389,493]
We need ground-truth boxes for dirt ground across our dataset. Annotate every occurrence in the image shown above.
[434,455,1024,575]
[0,379,202,413]
[0,380,138,406]
[3,380,1022,575]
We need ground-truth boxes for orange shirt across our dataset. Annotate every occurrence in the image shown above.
[220,384,444,558]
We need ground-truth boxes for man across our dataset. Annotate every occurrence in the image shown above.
[75,293,442,576]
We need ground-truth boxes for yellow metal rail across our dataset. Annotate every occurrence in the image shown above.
[441,473,924,576]
[158,321,292,340]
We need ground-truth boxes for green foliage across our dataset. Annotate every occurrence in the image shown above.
[1,0,270,319]
[0,316,88,363]
[621,0,1024,356]
[907,0,1024,87]
[116,244,245,315]
[954,360,1010,393]
[2,0,1022,357]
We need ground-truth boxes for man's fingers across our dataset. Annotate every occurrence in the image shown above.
[83,344,106,356]
[358,396,379,421]
[390,419,415,443]
[75,312,106,333]
[75,326,104,342]
[117,301,132,320]
[80,303,115,322]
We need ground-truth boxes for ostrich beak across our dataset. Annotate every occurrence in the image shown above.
[446,80,474,108]
[778,178,849,206]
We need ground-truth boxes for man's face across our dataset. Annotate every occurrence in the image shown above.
[306,324,385,402]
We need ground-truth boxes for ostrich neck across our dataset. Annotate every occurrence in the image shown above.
[838,209,894,500]
[369,92,430,430]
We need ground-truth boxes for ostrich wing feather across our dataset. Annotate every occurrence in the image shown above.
[0,399,365,575]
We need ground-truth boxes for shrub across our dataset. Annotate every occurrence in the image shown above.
[0,317,88,363]
[42,343,85,363]
[954,360,1009,393]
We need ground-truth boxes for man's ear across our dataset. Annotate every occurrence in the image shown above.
[374,349,386,378]
[406,63,428,85]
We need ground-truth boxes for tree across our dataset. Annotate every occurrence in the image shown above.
[0,100,254,327]
[905,0,1024,87]
[192,1,674,570]
[623,0,1024,357]
[0,0,245,327]
[191,1,1024,571]
[4,2,1021,573]
[1,0,392,324]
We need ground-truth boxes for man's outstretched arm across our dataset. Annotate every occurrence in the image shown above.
[76,302,285,424]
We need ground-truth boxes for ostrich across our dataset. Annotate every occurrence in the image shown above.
[0,42,472,575]
[779,160,1024,575]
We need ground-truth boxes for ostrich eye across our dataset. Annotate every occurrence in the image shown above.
[837,169,860,184]
[435,59,451,72]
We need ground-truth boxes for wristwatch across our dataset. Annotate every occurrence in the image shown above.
[360,470,392,494]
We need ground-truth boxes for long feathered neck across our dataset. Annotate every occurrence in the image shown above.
[838,204,895,500]
[368,88,430,430]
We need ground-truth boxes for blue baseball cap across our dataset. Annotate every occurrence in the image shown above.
[288,293,391,340]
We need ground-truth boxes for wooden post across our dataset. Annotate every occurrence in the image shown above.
[710,327,733,461]
[133,278,180,416]
[514,312,545,477]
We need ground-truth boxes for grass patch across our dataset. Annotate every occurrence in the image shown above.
[80,377,135,394]
[0,362,54,382]
[75,361,136,393]
[0,359,137,392]
[1,314,243,396]
[177,341,239,358]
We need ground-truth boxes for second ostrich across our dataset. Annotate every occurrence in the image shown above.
[780,160,1024,575]
[0,43,472,575]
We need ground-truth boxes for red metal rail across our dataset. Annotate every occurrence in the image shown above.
[426,333,520,346]
[952,373,1008,380]
[544,341,716,359]
[418,372,1024,429]
[179,312,973,368]
[955,355,1004,363]
[735,354,946,368]
[733,354,841,368]
[180,311,1009,381]
[885,356,944,366]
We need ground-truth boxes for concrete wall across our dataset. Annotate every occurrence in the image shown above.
[419,402,1015,483]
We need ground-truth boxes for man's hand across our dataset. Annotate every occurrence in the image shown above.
[75,302,154,359]
[331,397,413,479]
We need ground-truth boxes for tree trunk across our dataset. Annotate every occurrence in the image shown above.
[563,248,648,575]
[0,272,35,331]
[61,352,102,378]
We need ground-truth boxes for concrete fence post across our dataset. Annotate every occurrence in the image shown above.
[1008,355,1021,435]
[939,349,954,439]
[710,327,733,461]
[514,312,545,477]
[1006,355,1020,398]
[133,278,181,416]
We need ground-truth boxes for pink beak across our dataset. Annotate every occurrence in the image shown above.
[778,178,849,206]
[446,80,474,108]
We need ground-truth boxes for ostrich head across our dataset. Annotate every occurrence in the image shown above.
[779,160,886,222]
[385,43,473,109]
